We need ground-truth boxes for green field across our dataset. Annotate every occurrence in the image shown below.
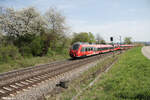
[78,47,150,100]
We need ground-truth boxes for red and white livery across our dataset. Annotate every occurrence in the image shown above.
[69,42,133,58]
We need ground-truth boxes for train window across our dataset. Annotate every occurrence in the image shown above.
[91,47,93,51]
[85,48,88,51]
[95,48,97,51]
[86,48,88,51]
[81,47,85,52]
[72,44,80,50]
[88,47,91,51]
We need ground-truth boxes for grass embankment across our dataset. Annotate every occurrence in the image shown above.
[77,47,150,100]
[46,55,117,100]
[0,55,69,73]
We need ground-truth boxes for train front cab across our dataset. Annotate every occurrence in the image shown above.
[69,43,93,58]
[69,43,81,58]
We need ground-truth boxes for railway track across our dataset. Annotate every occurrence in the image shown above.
[0,51,120,99]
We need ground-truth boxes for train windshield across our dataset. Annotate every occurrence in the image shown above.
[72,44,80,50]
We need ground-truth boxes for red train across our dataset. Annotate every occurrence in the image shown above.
[69,42,133,58]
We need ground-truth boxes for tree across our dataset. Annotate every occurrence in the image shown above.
[124,37,132,44]
[0,33,2,45]
[88,32,96,43]
[0,7,44,42]
[42,7,68,55]
[0,8,18,39]
[95,33,106,44]
[72,32,95,44]
[45,7,67,35]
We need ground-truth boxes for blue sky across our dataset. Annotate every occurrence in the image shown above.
[0,0,150,42]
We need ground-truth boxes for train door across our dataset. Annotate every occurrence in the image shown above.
[85,47,90,56]
[87,47,91,55]
[81,47,86,56]
[85,47,88,56]
[89,47,93,55]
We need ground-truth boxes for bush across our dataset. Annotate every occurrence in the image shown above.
[19,46,32,58]
[30,36,44,56]
[19,36,44,57]
[46,48,56,56]
[0,45,20,63]
[56,47,69,55]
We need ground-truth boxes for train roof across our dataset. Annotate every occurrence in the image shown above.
[72,42,134,48]
[120,44,134,46]
[79,44,113,48]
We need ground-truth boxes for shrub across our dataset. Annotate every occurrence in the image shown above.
[0,45,20,63]
[30,36,44,56]
[46,48,56,56]
[19,46,32,58]
[18,36,44,57]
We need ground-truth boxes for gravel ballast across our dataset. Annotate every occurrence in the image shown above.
[3,55,114,100]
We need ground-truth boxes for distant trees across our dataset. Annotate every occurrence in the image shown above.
[72,32,95,44]
[95,33,106,44]
[124,37,132,44]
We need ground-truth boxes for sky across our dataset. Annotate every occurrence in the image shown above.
[0,0,150,42]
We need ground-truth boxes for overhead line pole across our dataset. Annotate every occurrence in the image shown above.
[120,36,122,45]
[110,37,114,57]
[119,35,122,53]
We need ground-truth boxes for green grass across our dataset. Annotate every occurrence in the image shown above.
[78,47,150,100]
[0,54,69,73]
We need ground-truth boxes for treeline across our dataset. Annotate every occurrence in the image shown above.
[0,7,105,63]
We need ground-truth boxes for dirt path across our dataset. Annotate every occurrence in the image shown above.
[142,46,150,59]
